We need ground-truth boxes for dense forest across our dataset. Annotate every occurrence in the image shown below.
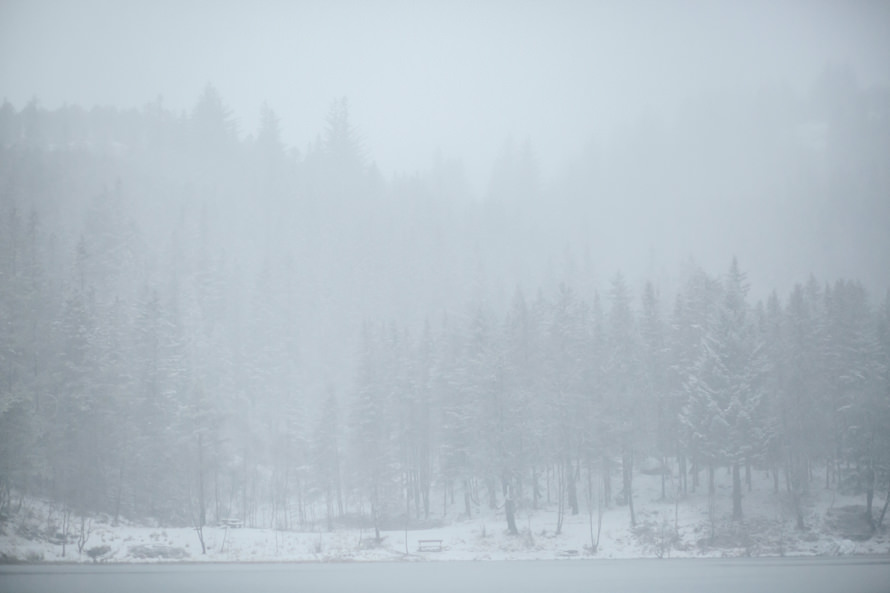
[1,68,889,547]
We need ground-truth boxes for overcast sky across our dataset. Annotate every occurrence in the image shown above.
[3,0,888,190]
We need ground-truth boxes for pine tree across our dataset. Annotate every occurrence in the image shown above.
[461,305,501,512]
[875,291,890,528]
[313,387,343,530]
[779,283,829,512]
[0,206,49,502]
[190,84,237,160]
[683,259,767,520]
[587,291,613,504]
[52,281,105,520]
[758,292,784,496]
[672,266,721,495]
[321,97,366,201]
[603,273,641,526]
[640,281,670,499]
[350,323,396,540]
[825,280,884,525]
[503,286,544,511]
[434,313,474,518]
[546,283,587,522]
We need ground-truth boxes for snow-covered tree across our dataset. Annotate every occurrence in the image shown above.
[603,273,641,525]
[682,259,768,520]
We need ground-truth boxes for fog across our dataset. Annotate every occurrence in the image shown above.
[4,1,889,289]
[1,0,889,558]
[4,1,888,180]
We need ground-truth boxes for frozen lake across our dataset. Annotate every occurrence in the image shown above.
[2,557,889,593]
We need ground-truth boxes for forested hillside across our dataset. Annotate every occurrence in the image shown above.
[1,73,889,547]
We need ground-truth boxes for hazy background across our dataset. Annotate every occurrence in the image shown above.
[3,0,888,187]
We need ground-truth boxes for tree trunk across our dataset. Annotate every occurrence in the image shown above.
[876,476,890,529]
[405,485,410,554]
[732,462,743,520]
[486,477,498,510]
[546,466,551,504]
[372,483,381,542]
[413,470,421,520]
[198,433,206,530]
[602,455,612,508]
[567,458,579,515]
[793,489,805,530]
[297,476,305,528]
[555,462,566,534]
[61,509,70,558]
[325,485,334,531]
[835,444,842,490]
[679,454,687,496]
[420,460,430,519]
[463,480,472,518]
[515,473,523,508]
[335,450,344,518]
[214,469,220,526]
[587,470,604,554]
[505,493,518,535]
[623,448,635,527]
[864,465,876,531]
[708,489,716,543]
[587,470,596,552]
[282,463,289,530]
[195,523,206,555]
[242,445,249,526]
[661,456,666,501]
[113,461,124,526]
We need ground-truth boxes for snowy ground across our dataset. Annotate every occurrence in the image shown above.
[2,468,888,563]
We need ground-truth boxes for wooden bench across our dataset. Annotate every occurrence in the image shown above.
[417,539,443,552]
[220,519,243,529]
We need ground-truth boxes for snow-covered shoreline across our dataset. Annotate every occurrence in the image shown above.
[4,472,888,564]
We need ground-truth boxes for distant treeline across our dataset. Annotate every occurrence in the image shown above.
[0,78,888,539]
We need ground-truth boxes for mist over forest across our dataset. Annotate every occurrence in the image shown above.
[1,0,889,554]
